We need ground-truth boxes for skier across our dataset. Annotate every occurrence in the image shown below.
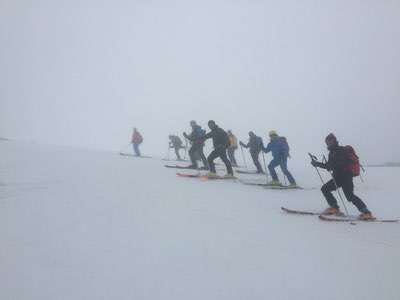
[227,130,238,167]
[168,135,184,160]
[239,131,264,173]
[310,133,374,220]
[183,121,209,169]
[203,120,234,177]
[263,130,296,186]
[131,128,143,156]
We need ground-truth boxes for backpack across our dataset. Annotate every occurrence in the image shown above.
[194,127,206,139]
[136,133,143,144]
[344,145,360,176]
[229,135,238,148]
[221,130,230,148]
[280,137,290,155]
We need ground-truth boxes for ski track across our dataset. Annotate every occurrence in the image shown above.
[0,141,399,300]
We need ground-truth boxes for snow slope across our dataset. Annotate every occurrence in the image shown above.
[1,140,399,300]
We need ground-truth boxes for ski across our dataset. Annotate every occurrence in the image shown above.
[240,180,305,189]
[165,165,196,169]
[176,172,202,178]
[165,165,208,170]
[199,175,237,180]
[281,207,321,216]
[263,185,304,190]
[319,215,399,223]
[236,170,262,175]
[162,158,189,162]
[119,153,152,158]
[176,173,236,180]
[239,180,270,186]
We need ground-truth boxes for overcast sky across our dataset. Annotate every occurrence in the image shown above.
[1,0,399,163]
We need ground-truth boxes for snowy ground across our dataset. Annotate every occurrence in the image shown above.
[1,140,399,300]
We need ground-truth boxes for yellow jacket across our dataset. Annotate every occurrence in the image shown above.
[228,134,238,149]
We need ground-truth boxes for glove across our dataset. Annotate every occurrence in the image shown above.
[311,159,319,167]
[183,132,188,138]
[239,141,244,147]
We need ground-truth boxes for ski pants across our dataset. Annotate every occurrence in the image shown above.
[227,147,237,166]
[268,156,296,184]
[321,173,369,213]
[208,147,233,175]
[251,150,264,173]
[171,146,182,160]
[133,143,141,156]
[189,143,208,168]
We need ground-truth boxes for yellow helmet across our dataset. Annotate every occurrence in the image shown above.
[269,130,278,137]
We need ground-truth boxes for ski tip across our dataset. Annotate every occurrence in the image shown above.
[176,172,200,178]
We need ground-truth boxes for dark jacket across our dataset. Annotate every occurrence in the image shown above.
[204,126,229,149]
[263,137,289,159]
[317,145,351,177]
[241,135,264,153]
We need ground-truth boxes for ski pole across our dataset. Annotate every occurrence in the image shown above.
[261,151,269,182]
[323,155,351,219]
[281,157,288,186]
[308,153,325,184]
[183,137,188,160]
[166,140,170,160]
[359,163,365,183]
[240,145,248,169]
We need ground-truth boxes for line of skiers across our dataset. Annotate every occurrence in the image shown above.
[129,122,374,220]
[180,120,296,184]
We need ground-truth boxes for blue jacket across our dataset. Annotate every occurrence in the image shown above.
[185,125,206,146]
[263,137,289,159]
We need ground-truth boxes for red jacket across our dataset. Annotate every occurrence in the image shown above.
[131,131,143,144]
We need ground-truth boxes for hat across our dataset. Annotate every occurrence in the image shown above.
[269,130,278,137]
[325,133,337,144]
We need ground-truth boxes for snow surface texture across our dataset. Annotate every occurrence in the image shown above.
[1,140,399,300]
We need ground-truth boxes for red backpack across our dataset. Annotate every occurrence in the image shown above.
[344,145,360,176]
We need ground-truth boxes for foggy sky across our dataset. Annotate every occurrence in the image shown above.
[1,0,399,163]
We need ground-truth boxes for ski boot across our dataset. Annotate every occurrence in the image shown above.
[358,212,376,221]
[187,164,198,169]
[224,173,235,179]
[207,172,218,178]
[268,180,281,186]
[321,207,344,216]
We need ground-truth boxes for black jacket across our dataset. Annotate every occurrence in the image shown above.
[204,126,229,149]
[316,146,351,177]
[240,135,264,153]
